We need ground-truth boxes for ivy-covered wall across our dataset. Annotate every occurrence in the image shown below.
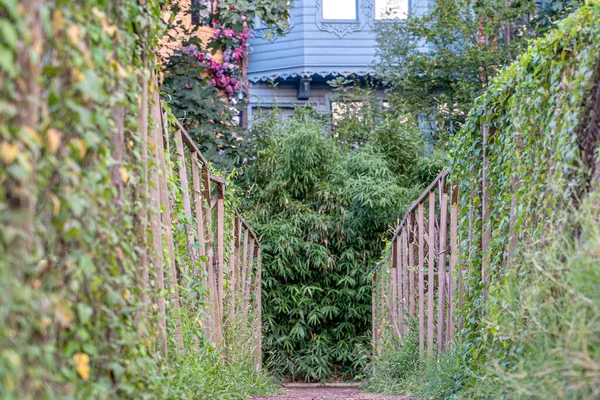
[449,1,600,393]
[0,1,270,398]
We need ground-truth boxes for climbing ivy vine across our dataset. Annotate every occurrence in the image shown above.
[447,2,600,395]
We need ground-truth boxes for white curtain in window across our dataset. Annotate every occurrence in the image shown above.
[322,0,357,20]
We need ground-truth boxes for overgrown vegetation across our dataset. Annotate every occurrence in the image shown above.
[367,2,600,398]
[0,1,272,398]
[238,90,443,381]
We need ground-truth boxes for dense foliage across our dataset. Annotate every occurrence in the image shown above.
[0,1,271,398]
[368,3,600,398]
[373,0,581,138]
[238,95,443,381]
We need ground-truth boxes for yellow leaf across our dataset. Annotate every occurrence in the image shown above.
[47,128,63,153]
[22,126,42,147]
[123,289,131,300]
[49,192,61,217]
[71,138,87,159]
[73,353,90,381]
[67,25,80,45]
[102,20,117,36]
[40,316,51,328]
[92,8,105,20]
[119,167,129,183]
[1,141,19,164]
[52,9,66,32]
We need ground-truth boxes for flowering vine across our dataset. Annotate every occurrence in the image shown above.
[180,5,254,102]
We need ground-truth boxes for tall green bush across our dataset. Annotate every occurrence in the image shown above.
[239,106,439,381]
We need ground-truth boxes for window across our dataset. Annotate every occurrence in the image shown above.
[322,0,357,20]
[375,0,409,20]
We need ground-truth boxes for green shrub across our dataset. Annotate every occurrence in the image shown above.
[240,106,436,381]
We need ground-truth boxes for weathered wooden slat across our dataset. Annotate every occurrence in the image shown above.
[396,235,403,333]
[202,165,218,345]
[408,214,415,317]
[437,180,448,353]
[174,130,198,271]
[391,169,448,242]
[241,228,249,316]
[418,203,425,354]
[451,185,462,333]
[401,226,409,330]
[391,266,398,339]
[136,77,149,336]
[157,111,183,352]
[191,153,207,265]
[149,90,167,357]
[244,237,255,317]
[482,124,493,290]
[255,247,263,368]
[428,191,436,354]
[230,217,240,320]
[216,182,225,331]
[171,116,208,165]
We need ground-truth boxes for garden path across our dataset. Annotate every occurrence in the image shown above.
[253,386,418,400]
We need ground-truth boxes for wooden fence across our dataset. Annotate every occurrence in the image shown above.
[144,86,262,363]
[372,169,462,355]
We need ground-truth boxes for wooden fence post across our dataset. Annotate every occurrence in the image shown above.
[158,111,183,353]
[408,214,415,317]
[216,181,226,336]
[418,203,425,354]
[149,89,167,357]
[450,184,459,337]
[482,123,492,291]
[437,179,448,353]
[401,227,409,329]
[202,167,218,345]
[174,130,199,273]
[427,191,436,354]
[255,246,263,369]
[244,237,256,318]
[136,76,149,337]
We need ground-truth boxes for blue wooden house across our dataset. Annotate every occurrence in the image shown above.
[246,0,429,121]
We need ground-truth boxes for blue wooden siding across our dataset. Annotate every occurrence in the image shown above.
[248,0,430,82]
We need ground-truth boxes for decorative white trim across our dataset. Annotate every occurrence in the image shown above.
[248,68,373,83]
[315,0,374,38]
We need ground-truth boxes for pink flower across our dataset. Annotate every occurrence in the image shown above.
[225,85,234,96]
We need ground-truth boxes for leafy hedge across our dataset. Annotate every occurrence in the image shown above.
[367,3,600,398]
[451,0,600,369]
[0,1,270,398]
[240,103,441,381]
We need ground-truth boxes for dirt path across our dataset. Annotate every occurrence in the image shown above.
[252,386,417,400]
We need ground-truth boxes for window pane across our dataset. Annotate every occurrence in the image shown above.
[376,0,408,19]
[322,0,357,20]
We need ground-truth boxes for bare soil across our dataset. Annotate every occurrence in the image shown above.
[252,386,417,400]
